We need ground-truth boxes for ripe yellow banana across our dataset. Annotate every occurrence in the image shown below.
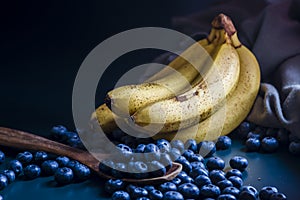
[153,14,261,142]
[91,104,117,133]
[145,28,217,82]
[106,35,218,117]
[132,30,240,133]
[91,29,224,133]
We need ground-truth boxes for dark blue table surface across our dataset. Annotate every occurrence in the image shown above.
[1,140,299,199]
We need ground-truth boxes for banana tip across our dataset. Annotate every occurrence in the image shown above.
[212,13,236,36]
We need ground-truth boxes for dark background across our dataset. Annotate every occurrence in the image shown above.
[0,0,217,136]
[1,1,300,200]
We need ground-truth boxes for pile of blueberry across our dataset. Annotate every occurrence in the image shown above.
[0,148,91,199]
[50,125,85,149]
[101,137,287,200]
[0,123,292,199]
[231,121,300,155]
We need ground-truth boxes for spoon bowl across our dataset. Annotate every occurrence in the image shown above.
[0,127,182,184]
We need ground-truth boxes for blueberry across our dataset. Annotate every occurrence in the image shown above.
[178,182,200,198]
[163,191,184,200]
[229,156,248,171]
[135,144,146,153]
[261,137,279,153]
[216,179,233,190]
[129,161,149,179]
[116,143,133,153]
[176,171,189,180]
[247,131,261,140]
[54,167,73,185]
[209,170,226,184]
[171,177,182,186]
[156,139,171,153]
[126,184,137,194]
[2,170,15,183]
[179,174,194,184]
[41,160,59,176]
[157,144,170,154]
[136,197,150,200]
[228,176,243,189]
[245,138,261,152]
[235,122,252,139]
[169,148,181,161]
[24,164,41,180]
[144,143,160,161]
[175,156,192,173]
[149,189,163,200]
[216,136,232,150]
[56,156,70,167]
[99,159,114,175]
[67,135,84,149]
[16,151,33,164]
[159,182,177,193]
[73,163,90,181]
[0,151,5,164]
[191,161,206,169]
[225,169,243,179]
[0,174,8,190]
[111,163,128,179]
[9,160,23,175]
[189,154,204,163]
[134,144,146,161]
[51,125,67,141]
[289,141,300,155]
[62,131,79,143]
[115,144,133,162]
[160,153,173,170]
[198,141,216,157]
[149,161,166,177]
[143,185,155,192]
[183,149,195,161]
[195,175,211,188]
[170,140,185,153]
[270,192,287,200]
[239,185,258,199]
[34,151,48,163]
[217,194,237,200]
[131,187,148,199]
[184,139,198,153]
[65,160,79,170]
[105,179,126,194]
[206,156,225,170]
[189,167,208,179]
[222,186,240,198]
[200,184,221,198]
[112,190,130,200]
[259,186,278,200]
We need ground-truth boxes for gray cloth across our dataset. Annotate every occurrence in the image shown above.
[146,0,300,139]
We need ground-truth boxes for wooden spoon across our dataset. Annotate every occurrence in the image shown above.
[0,127,182,184]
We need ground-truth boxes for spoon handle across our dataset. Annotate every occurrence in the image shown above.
[0,127,104,169]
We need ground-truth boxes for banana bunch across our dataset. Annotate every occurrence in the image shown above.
[92,14,261,143]
[132,30,240,133]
